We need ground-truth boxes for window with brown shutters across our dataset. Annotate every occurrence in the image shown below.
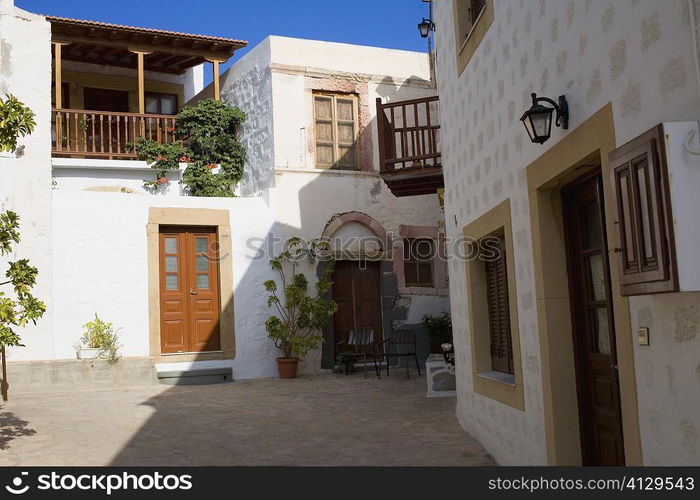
[484,237,514,374]
[313,93,358,170]
[403,238,435,287]
[455,0,487,41]
[470,0,486,24]
[609,124,677,296]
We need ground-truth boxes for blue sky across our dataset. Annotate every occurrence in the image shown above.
[16,0,431,83]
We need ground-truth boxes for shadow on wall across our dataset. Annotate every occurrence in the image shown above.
[0,411,36,450]
[105,73,441,464]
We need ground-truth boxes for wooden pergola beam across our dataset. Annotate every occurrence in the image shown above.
[52,33,234,61]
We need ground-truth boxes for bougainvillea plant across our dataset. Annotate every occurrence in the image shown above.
[128,99,246,197]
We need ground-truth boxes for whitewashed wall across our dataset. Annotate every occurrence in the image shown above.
[247,37,449,353]
[48,190,279,378]
[433,0,700,465]
[0,3,55,361]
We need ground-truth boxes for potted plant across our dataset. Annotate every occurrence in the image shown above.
[263,238,337,379]
[422,311,452,354]
[77,314,122,365]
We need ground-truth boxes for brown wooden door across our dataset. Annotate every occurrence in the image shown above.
[563,172,625,466]
[159,227,221,354]
[332,261,383,353]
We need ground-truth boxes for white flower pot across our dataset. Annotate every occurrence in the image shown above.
[77,347,101,360]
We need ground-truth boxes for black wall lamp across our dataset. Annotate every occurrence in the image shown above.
[520,93,569,144]
[418,17,435,38]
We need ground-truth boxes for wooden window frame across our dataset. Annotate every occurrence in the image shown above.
[145,91,178,115]
[608,124,678,296]
[403,238,436,288]
[453,0,494,76]
[463,199,524,410]
[313,92,359,170]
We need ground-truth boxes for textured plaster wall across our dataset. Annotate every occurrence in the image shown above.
[0,5,55,361]
[49,191,280,378]
[433,0,700,464]
[219,36,449,374]
[220,39,274,198]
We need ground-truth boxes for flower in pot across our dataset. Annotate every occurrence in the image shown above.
[77,314,122,365]
[264,238,337,379]
[422,311,452,354]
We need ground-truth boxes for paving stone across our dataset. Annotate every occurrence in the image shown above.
[0,373,494,466]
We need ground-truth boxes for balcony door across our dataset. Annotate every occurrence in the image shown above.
[83,87,130,156]
[159,227,221,354]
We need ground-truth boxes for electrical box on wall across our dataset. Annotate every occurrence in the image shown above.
[608,122,700,296]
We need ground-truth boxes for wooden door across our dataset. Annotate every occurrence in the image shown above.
[332,261,383,353]
[159,227,221,354]
[563,172,625,465]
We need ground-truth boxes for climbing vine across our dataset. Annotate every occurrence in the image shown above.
[129,99,246,197]
[0,94,36,153]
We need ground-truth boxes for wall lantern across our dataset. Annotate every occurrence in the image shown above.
[520,93,569,144]
[418,17,435,38]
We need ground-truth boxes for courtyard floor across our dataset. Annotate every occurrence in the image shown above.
[0,372,493,466]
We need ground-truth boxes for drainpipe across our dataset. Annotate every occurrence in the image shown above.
[689,0,700,103]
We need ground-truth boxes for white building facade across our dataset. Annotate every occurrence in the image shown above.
[433,0,700,465]
[1,2,447,384]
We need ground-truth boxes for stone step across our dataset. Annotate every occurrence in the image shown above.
[156,367,233,386]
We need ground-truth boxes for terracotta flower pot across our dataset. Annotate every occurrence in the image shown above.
[276,357,299,379]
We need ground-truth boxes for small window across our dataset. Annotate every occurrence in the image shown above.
[145,92,178,115]
[403,238,435,287]
[484,236,514,375]
[314,93,358,169]
[455,0,486,42]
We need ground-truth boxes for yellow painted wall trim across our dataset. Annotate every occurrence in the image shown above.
[525,103,642,465]
[147,207,235,363]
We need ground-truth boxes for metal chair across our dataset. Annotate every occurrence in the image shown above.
[335,328,380,379]
[379,329,421,379]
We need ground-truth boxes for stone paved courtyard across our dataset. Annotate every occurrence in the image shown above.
[0,373,494,466]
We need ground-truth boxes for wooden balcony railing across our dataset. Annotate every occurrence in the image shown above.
[52,109,179,159]
[376,96,441,172]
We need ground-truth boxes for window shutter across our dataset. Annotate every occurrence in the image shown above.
[485,238,513,374]
[470,0,486,23]
[609,124,677,296]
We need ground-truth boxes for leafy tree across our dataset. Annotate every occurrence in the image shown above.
[0,211,46,349]
[129,99,247,196]
[264,238,337,359]
[0,94,43,400]
[0,94,36,153]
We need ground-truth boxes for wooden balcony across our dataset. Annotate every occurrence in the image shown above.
[52,109,178,160]
[376,96,443,197]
